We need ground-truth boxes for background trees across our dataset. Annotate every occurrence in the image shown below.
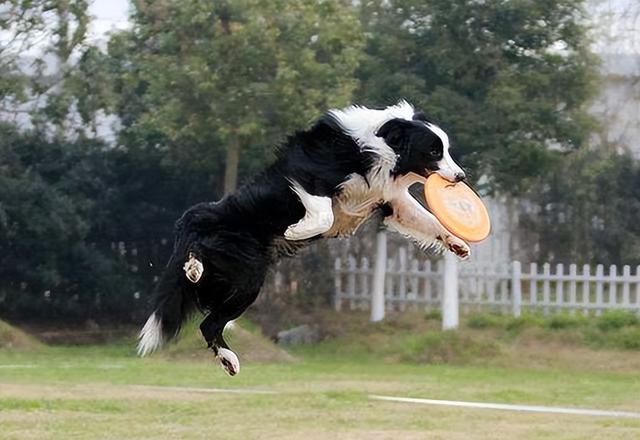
[104,0,364,195]
[2,0,636,322]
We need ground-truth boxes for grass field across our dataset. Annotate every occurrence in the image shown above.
[1,317,640,439]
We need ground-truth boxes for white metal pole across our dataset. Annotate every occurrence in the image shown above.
[371,230,387,322]
[442,252,459,330]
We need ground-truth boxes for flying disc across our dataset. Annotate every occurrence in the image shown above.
[424,174,491,243]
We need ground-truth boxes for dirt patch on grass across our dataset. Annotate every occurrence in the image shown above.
[163,320,296,364]
[0,320,43,351]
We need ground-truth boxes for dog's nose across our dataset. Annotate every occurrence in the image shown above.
[454,172,466,182]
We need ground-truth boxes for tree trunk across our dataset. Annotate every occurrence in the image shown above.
[224,135,240,195]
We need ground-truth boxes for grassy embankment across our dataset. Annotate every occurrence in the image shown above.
[1,312,639,439]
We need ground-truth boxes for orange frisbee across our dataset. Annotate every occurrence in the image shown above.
[424,174,491,243]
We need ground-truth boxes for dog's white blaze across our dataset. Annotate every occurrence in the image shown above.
[330,101,416,189]
[285,180,334,240]
[137,312,163,357]
[427,122,465,182]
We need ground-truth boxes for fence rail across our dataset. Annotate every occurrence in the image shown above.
[334,252,640,316]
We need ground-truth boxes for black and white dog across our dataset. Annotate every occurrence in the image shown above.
[137,101,469,375]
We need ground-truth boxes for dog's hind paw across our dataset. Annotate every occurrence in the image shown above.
[183,253,204,283]
[217,348,240,376]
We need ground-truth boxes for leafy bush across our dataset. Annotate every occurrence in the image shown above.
[467,313,506,329]
[505,313,546,332]
[596,310,639,332]
[545,313,589,330]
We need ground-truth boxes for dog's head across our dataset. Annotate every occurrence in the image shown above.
[374,109,470,259]
[375,113,465,183]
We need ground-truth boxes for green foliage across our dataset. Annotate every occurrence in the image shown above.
[465,311,640,351]
[401,330,500,364]
[0,0,91,132]
[467,312,506,329]
[357,0,597,194]
[545,312,589,330]
[0,125,140,320]
[522,150,640,266]
[596,310,639,332]
[104,0,365,193]
[424,309,442,321]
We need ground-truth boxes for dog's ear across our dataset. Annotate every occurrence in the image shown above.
[375,118,413,148]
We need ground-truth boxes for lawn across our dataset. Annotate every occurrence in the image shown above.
[1,336,640,440]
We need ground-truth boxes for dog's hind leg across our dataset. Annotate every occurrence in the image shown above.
[284,180,334,241]
[183,252,204,283]
[200,313,240,376]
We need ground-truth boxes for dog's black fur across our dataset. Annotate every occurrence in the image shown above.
[142,107,456,369]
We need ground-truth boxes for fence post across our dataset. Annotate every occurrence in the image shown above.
[442,252,459,330]
[371,230,387,322]
[511,260,522,317]
[511,261,522,318]
[334,258,342,311]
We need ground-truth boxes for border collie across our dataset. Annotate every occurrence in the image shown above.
[137,101,469,375]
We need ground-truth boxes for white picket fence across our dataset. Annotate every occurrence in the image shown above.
[334,253,640,317]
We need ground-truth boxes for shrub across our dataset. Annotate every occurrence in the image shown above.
[425,309,442,321]
[545,313,589,330]
[596,310,639,332]
[505,313,545,332]
[467,313,506,329]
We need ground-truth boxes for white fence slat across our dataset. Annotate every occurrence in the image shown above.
[635,266,640,308]
[568,264,577,314]
[609,265,618,309]
[398,247,407,311]
[422,260,431,305]
[486,265,498,304]
[621,265,631,308]
[512,261,522,317]
[582,264,590,315]
[555,263,564,309]
[595,264,604,316]
[542,263,551,315]
[334,255,640,318]
[386,257,395,307]
[360,257,370,310]
[334,258,342,311]
[348,255,356,310]
[409,259,419,303]
[529,262,538,308]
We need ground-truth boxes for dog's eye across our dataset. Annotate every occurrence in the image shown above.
[430,149,441,157]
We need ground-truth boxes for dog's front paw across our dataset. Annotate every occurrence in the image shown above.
[183,253,204,283]
[217,348,240,376]
[444,236,470,260]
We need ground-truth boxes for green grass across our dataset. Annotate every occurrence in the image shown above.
[465,310,640,350]
[1,330,640,440]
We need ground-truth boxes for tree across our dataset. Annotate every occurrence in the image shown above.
[521,150,640,265]
[357,0,597,195]
[0,0,90,134]
[105,0,365,195]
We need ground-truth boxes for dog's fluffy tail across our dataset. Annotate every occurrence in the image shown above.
[137,256,196,357]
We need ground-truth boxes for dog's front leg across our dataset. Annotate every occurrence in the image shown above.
[384,174,470,260]
[284,180,334,241]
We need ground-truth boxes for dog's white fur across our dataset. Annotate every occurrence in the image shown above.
[284,101,469,258]
[284,181,334,240]
[137,312,163,356]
